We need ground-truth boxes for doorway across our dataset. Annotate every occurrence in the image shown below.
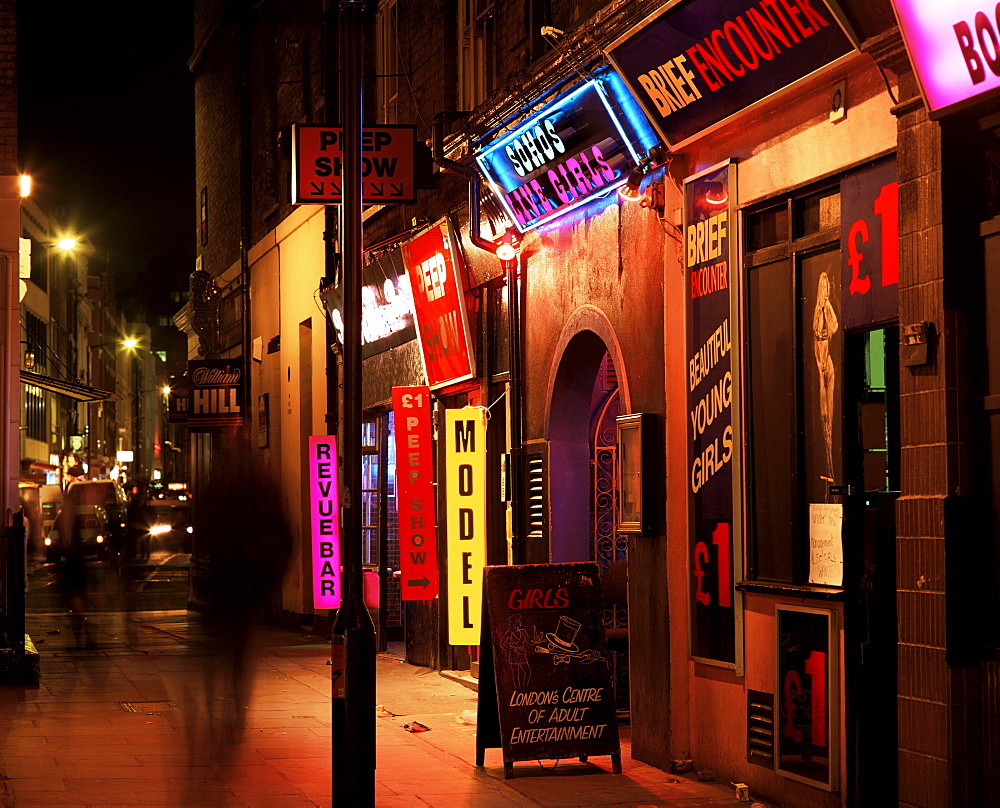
[845,326,899,807]
[549,332,629,710]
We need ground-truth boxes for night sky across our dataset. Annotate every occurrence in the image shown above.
[16,1,195,285]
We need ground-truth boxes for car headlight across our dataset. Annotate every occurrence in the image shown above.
[149,524,171,536]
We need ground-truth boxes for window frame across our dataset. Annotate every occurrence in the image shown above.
[742,183,844,585]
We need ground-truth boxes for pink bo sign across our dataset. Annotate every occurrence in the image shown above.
[310,435,341,608]
[892,0,1000,115]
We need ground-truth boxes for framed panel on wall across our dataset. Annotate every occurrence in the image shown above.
[775,605,840,791]
[615,412,660,535]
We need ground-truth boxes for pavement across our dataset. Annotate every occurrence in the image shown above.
[0,609,751,807]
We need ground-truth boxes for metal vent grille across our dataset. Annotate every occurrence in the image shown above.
[747,689,775,767]
[119,701,178,713]
[527,455,547,541]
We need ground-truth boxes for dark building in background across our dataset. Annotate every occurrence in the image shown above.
[183,0,1000,805]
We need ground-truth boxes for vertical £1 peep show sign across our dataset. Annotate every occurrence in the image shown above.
[392,386,440,600]
[309,435,341,608]
[685,160,740,667]
[445,407,487,645]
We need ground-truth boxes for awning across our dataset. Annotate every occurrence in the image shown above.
[20,370,120,403]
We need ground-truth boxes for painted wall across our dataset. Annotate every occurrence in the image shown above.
[519,189,674,767]
[248,206,330,618]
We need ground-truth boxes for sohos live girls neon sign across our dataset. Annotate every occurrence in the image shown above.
[475,73,657,232]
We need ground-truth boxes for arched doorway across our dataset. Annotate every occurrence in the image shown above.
[548,326,629,711]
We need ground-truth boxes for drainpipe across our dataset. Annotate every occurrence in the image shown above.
[431,118,527,565]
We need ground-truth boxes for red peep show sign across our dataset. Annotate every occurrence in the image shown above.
[392,386,440,600]
[401,219,476,389]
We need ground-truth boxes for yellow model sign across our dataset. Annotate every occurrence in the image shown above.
[445,407,487,645]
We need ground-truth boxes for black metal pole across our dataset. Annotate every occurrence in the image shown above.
[329,0,376,805]
[506,252,526,564]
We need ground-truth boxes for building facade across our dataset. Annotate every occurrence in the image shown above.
[185,0,1000,805]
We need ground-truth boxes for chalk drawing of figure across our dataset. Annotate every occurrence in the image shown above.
[501,615,534,691]
[812,272,839,480]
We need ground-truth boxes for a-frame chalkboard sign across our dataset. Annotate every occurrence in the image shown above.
[476,562,622,778]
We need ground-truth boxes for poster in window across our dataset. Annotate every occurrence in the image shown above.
[801,248,843,501]
[684,160,739,665]
[776,606,839,790]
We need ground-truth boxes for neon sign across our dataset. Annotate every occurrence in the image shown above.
[890,0,1000,116]
[476,72,654,232]
[322,250,416,359]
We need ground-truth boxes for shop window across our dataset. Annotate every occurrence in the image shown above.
[25,384,46,442]
[376,0,400,123]
[458,0,495,111]
[794,188,841,239]
[744,188,842,583]
[25,235,47,291]
[746,203,788,252]
[23,311,47,373]
[361,414,402,634]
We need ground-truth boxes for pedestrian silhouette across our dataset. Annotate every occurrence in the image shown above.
[53,486,95,647]
[191,425,293,764]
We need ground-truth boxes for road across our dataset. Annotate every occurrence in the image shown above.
[26,550,191,613]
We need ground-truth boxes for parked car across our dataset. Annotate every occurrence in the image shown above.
[49,479,128,559]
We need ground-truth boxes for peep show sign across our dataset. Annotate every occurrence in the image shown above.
[684,161,737,666]
[401,219,476,389]
[607,0,854,147]
[475,71,656,232]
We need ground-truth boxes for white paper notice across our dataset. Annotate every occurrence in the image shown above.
[809,503,844,587]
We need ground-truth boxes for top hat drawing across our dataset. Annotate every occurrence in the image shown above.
[545,615,582,653]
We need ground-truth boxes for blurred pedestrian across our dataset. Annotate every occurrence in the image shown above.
[53,487,94,647]
[191,425,292,762]
[120,483,154,643]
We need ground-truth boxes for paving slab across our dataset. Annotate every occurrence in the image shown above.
[0,609,753,807]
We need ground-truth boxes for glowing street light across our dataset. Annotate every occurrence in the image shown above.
[57,237,78,251]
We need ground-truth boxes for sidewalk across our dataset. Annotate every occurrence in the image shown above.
[0,610,751,807]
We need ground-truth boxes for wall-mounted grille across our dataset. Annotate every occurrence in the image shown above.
[524,440,549,557]
[747,689,775,767]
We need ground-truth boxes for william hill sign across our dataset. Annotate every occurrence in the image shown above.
[186,359,242,432]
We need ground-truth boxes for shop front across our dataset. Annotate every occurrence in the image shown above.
[608,0,903,804]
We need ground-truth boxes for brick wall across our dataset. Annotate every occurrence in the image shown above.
[0,0,16,175]
[893,57,981,808]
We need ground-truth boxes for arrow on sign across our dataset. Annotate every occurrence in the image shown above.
[390,183,405,196]
[310,181,342,196]
[369,182,385,197]
[406,576,432,589]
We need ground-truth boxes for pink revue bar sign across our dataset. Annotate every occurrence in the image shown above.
[891,0,1000,115]
[309,435,341,609]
